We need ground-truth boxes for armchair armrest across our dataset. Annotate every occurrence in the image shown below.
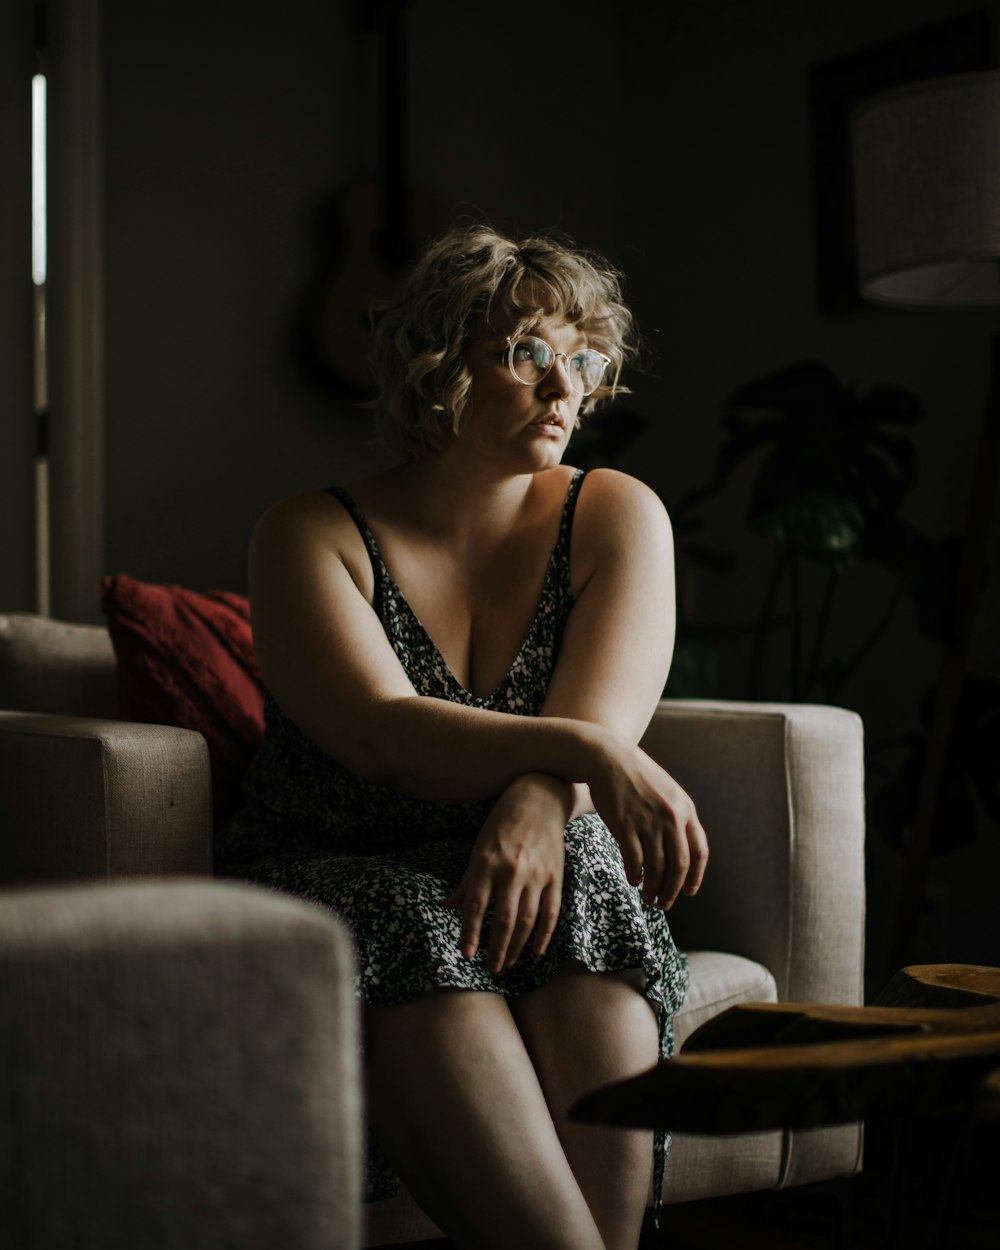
[0,711,212,883]
[641,699,865,1009]
[0,879,361,1249]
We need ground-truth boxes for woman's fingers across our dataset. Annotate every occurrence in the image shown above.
[656,800,709,908]
[683,814,710,897]
[657,815,692,910]
[455,872,564,970]
[457,874,492,960]
[639,825,668,909]
[485,895,513,972]
[485,882,527,973]
[532,879,561,957]
[616,828,645,888]
[458,862,537,972]
[500,887,544,970]
[607,775,708,912]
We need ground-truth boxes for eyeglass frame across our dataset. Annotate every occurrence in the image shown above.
[503,335,612,398]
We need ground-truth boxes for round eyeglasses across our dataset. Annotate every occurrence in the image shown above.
[505,336,611,397]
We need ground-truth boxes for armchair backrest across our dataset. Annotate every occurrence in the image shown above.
[0,614,118,718]
[642,699,865,1009]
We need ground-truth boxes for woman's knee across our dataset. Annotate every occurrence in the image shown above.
[365,986,512,1062]
[510,964,659,1056]
[527,958,649,1001]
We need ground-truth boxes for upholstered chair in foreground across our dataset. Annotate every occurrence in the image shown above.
[0,878,361,1250]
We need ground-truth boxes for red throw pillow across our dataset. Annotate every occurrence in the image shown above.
[100,574,265,818]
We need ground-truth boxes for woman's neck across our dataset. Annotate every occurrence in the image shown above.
[379,453,556,547]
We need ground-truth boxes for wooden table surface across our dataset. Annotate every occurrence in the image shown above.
[572,964,1000,1134]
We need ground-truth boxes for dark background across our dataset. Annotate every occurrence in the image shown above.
[21,0,1000,985]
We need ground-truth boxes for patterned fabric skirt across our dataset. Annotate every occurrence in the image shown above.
[234,811,689,1207]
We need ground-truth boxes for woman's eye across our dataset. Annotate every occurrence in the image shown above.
[511,344,533,362]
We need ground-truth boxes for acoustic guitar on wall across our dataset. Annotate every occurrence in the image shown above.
[303,0,442,399]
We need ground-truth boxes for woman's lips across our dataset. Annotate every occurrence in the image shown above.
[531,412,565,433]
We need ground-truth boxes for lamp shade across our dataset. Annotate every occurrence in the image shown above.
[851,70,1000,307]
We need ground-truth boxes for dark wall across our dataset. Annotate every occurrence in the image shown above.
[101,0,623,594]
[100,0,1000,979]
[103,0,381,594]
[611,0,1000,981]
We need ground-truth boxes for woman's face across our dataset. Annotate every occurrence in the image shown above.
[460,315,588,472]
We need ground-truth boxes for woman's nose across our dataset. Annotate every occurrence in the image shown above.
[542,355,573,398]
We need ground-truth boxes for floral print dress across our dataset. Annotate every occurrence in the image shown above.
[218,468,689,1210]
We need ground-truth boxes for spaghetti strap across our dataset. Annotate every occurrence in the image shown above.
[326,486,384,615]
[556,468,587,555]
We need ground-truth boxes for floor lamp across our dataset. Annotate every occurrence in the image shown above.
[851,70,1000,976]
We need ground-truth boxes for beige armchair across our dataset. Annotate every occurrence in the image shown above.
[0,612,866,1248]
[0,877,362,1250]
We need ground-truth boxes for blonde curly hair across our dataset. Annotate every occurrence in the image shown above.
[370,225,636,460]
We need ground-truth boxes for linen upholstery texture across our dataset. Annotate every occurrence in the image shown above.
[0,879,362,1250]
[0,613,117,718]
[0,616,866,1245]
[644,701,866,1191]
[0,613,212,882]
[0,712,212,882]
[666,951,782,1203]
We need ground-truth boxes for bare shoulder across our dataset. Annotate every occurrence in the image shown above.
[250,488,373,598]
[251,490,346,561]
[575,468,672,553]
[254,488,337,538]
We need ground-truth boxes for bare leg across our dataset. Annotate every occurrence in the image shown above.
[509,964,659,1250]
[365,990,607,1250]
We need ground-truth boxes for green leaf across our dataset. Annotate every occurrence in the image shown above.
[750,492,864,566]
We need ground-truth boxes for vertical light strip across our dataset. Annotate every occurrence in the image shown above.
[32,69,50,616]
[32,73,46,285]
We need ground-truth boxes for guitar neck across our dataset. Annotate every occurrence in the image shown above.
[376,0,412,265]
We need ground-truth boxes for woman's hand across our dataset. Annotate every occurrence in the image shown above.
[586,729,709,911]
[443,773,572,974]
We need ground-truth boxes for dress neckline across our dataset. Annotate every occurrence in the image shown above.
[329,469,585,706]
[380,549,561,705]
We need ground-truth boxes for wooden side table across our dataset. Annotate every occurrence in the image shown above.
[573,965,1000,1248]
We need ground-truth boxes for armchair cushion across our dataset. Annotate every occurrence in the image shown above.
[99,575,264,815]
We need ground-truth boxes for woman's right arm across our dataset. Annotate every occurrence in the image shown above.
[249,492,612,803]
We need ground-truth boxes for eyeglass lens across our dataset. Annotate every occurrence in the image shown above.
[507,337,607,396]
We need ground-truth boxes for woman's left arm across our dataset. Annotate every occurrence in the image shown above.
[543,467,677,735]
[448,470,707,970]
[539,468,707,881]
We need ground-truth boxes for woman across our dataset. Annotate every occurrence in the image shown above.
[220,225,708,1250]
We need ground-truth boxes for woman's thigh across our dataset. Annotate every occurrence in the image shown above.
[509,961,659,1095]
